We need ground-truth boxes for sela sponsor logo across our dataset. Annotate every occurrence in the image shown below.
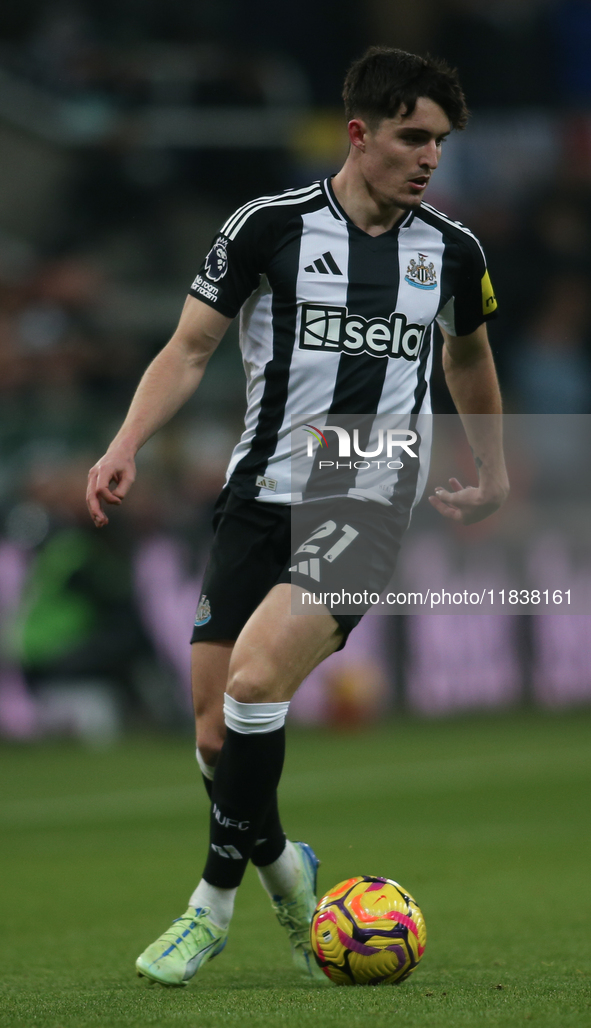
[405,252,437,290]
[194,594,211,627]
[204,236,229,282]
[212,802,250,831]
[299,303,426,360]
[191,273,219,303]
[302,421,419,466]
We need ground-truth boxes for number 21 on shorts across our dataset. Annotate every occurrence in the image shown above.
[295,520,359,563]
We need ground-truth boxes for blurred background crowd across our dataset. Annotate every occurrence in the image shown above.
[1,0,591,743]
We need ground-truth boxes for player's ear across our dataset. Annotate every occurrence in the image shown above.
[348,118,369,152]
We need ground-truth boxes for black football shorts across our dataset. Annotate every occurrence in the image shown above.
[190,486,408,648]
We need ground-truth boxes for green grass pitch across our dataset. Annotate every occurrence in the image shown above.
[1,709,590,1028]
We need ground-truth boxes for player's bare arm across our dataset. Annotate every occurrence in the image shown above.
[86,297,231,528]
[429,322,509,525]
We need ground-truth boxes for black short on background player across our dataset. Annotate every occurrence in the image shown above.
[87,46,508,987]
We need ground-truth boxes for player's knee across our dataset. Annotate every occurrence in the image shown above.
[225,662,277,704]
[196,717,226,767]
[196,735,223,768]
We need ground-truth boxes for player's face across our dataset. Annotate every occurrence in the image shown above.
[355,97,451,211]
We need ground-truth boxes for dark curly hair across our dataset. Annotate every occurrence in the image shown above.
[343,46,469,131]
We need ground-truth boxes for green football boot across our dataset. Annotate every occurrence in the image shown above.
[135,905,227,986]
[271,841,325,980]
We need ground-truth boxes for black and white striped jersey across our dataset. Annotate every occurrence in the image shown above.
[189,177,497,511]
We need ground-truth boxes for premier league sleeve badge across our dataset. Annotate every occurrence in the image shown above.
[204,237,229,282]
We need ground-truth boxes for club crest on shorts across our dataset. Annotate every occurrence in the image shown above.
[204,237,229,282]
[405,253,437,290]
[194,594,212,626]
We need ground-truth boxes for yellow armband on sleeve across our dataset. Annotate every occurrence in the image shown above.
[481,269,497,315]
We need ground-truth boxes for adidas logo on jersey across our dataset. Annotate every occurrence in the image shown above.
[299,303,426,361]
[304,251,343,275]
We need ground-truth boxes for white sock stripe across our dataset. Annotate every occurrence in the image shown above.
[195,747,215,781]
[223,693,290,734]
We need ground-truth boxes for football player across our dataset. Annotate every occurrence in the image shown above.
[87,46,508,985]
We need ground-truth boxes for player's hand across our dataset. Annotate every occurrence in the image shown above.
[86,450,136,528]
[428,477,508,525]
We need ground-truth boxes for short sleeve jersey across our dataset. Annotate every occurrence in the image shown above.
[189,178,497,511]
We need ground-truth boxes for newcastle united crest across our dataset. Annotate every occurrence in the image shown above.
[405,253,437,291]
[194,594,212,626]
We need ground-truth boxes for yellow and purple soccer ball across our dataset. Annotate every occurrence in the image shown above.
[310,876,426,985]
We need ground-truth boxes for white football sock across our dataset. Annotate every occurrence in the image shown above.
[257,839,301,899]
[223,692,290,734]
[189,879,237,929]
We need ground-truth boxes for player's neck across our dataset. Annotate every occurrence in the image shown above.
[331,163,407,237]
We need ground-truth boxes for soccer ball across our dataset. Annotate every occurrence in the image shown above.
[310,876,426,985]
